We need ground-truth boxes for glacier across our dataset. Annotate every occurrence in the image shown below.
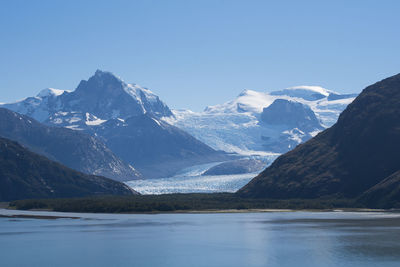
[129,86,356,194]
[1,73,357,194]
[163,86,356,155]
[126,161,264,194]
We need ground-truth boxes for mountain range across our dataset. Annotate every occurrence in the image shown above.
[3,70,172,124]
[1,68,399,208]
[0,107,140,181]
[0,70,357,185]
[238,73,400,208]
[166,86,356,155]
[2,70,227,179]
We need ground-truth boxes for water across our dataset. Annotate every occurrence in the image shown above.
[126,162,257,194]
[1,209,400,267]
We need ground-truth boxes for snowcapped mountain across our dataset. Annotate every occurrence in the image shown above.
[269,85,330,100]
[37,88,69,98]
[260,99,322,132]
[2,70,172,128]
[1,70,226,179]
[0,107,141,182]
[164,86,357,155]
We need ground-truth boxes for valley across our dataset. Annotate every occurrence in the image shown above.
[0,70,356,196]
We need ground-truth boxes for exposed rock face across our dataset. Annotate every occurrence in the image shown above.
[1,70,225,179]
[260,99,322,132]
[58,70,173,120]
[92,114,227,178]
[2,70,173,124]
[0,108,141,182]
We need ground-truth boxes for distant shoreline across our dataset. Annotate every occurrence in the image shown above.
[0,206,393,220]
[0,213,80,220]
[3,193,397,217]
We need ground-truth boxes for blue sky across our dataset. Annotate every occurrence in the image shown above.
[1,0,400,111]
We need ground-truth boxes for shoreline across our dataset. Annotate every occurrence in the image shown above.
[0,213,80,220]
[0,207,394,220]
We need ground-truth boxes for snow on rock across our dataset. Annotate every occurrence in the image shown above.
[204,89,276,114]
[85,113,107,126]
[270,86,332,100]
[2,70,173,126]
[37,88,68,98]
[166,86,357,156]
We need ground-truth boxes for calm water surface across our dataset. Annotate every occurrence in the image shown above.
[1,209,400,267]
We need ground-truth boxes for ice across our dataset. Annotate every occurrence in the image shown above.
[126,156,277,194]
[85,113,106,126]
[165,87,356,155]
[37,88,67,98]
[126,173,256,194]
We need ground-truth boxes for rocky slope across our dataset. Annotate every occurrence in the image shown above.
[2,70,172,124]
[238,73,400,208]
[92,114,227,178]
[358,170,400,208]
[2,70,226,178]
[0,137,137,201]
[260,99,322,132]
[0,108,140,182]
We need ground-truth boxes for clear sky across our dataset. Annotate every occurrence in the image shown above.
[1,0,400,111]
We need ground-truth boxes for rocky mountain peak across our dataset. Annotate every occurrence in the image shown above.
[74,70,126,95]
[57,70,173,120]
[260,99,322,132]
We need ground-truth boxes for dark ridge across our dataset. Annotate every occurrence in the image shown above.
[0,108,141,181]
[238,73,400,208]
[0,137,137,201]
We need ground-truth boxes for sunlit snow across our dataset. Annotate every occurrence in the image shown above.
[126,162,260,194]
[164,86,356,154]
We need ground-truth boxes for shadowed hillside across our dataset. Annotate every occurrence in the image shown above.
[238,73,400,208]
[0,137,136,201]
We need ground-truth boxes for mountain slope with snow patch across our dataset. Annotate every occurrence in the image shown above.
[1,70,226,179]
[165,86,356,155]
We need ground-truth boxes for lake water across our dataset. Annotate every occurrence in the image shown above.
[1,209,400,267]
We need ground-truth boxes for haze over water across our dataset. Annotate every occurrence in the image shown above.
[1,210,400,267]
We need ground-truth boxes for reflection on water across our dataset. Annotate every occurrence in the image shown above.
[1,209,400,267]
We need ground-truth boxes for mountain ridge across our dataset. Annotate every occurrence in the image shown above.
[237,73,400,208]
[1,70,226,178]
[0,107,141,181]
[0,137,137,201]
[168,86,356,155]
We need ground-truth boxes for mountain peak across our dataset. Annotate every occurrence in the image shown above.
[89,69,125,85]
[270,86,332,101]
[238,89,255,96]
[238,72,400,202]
[64,70,173,119]
[286,86,331,96]
[74,70,127,96]
[94,69,120,79]
[95,69,106,75]
[260,99,322,131]
[37,88,68,98]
